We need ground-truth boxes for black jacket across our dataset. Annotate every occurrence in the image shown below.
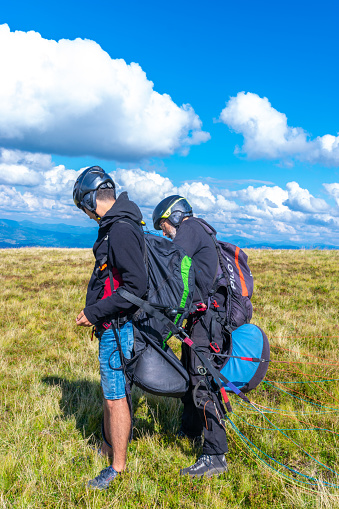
[84,192,147,326]
[173,217,218,303]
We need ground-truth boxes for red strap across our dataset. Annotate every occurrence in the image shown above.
[183,337,194,347]
[220,387,233,412]
[220,387,229,407]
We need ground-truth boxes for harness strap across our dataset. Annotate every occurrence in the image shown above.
[215,353,269,363]
[181,335,250,410]
[210,310,217,342]
[117,287,251,412]
[117,287,182,334]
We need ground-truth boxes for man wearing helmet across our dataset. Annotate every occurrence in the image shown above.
[73,166,147,490]
[153,196,228,478]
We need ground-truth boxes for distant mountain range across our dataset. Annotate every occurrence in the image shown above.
[0,218,97,248]
[0,218,338,249]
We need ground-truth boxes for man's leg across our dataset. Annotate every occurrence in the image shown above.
[101,403,114,457]
[180,387,203,439]
[194,383,228,456]
[102,397,131,471]
[180,317,228,477]
[179,342,203,440]
[88,323,134,489]
[100,321,134,460]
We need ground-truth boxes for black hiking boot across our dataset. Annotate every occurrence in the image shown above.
[180,453,228,478]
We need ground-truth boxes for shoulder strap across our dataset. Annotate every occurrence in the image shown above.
[192,218,232,327]
[193,218,232,290]
[106,218,148,293]
[116,218,148,271]
[116,217,144,234]
[106,234,115,293]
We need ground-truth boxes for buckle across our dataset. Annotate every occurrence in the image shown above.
[197,366,207,375]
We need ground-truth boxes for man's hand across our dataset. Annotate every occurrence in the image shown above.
[76,310,93,327]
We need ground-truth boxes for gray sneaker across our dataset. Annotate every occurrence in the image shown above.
[87,466,120,490]
[180,454,227,478]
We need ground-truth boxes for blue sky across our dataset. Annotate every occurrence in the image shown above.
[0,0,338,245]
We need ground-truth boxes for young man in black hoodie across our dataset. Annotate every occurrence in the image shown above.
[153,195,228,478]
[73,166,147,490]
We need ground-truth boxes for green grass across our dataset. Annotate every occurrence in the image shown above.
[0,248,338,508]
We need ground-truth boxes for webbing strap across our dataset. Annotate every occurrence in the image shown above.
[110,321,127,377]
[117,287,251,412]
[117,287,182,335]
[182,336,249,405]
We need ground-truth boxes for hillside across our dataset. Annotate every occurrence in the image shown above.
[0,218,97,248]
[0,248,338,508]
[1,218,339,249]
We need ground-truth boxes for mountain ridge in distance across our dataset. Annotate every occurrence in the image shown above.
[0,218,337,249]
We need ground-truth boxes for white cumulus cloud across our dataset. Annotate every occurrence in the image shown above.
[112,169,238,214]
[0,185,72,215]
[0,163,40,186]
[323,183,339,207]
[219,92,339,166]
[223,185,288,209]
[0,148,78,196]
[0,24,209,161]
[0,149,338,245]
[284,182,330,213]
[112,168,175,206]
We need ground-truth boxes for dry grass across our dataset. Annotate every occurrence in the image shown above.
[0,248,338,508]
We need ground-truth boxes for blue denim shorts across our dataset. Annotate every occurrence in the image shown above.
[98,322,134,400]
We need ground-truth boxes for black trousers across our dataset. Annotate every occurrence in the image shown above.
[180,310,228,456]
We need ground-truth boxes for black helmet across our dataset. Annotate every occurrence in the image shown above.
[73,166,115,214]
[152,195,193,230]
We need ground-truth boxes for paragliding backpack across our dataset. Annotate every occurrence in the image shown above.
[192,218,269,396]
[108,219,195,398]
[193,218,253,332]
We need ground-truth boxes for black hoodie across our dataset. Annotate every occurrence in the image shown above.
[84,192,147,326]
[173,217,218,303]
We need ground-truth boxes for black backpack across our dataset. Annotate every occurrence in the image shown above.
[194,218,253,332]
[113,221,267,415]
[110,223,195,398]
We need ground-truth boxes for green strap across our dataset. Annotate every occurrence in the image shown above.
[164,255,192,346]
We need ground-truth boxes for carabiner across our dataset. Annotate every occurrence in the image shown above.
[209,342,220,353]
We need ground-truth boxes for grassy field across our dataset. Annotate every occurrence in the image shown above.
[0,248,338,508]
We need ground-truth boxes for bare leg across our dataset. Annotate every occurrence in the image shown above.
[101,402,113,458]
[101,397,131,471]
